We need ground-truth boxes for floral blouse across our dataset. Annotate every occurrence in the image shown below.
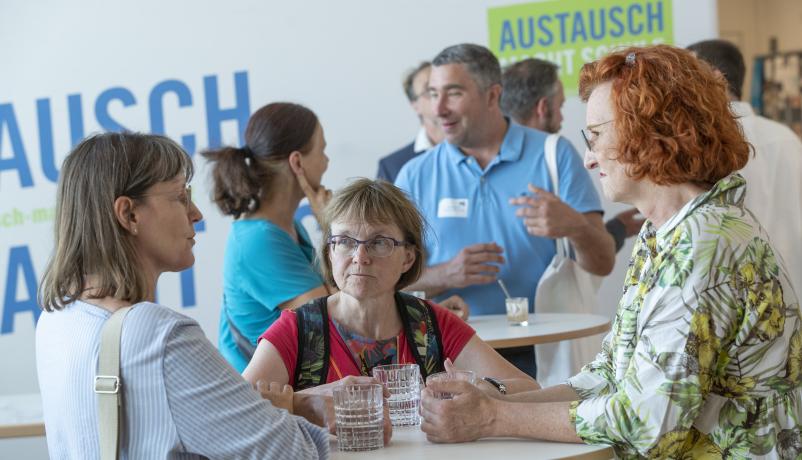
[567,174,802,459]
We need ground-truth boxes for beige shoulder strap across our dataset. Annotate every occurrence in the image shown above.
[95,306,133,460]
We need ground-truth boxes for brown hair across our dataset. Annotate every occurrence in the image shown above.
[202,102,318,218]
[579,44,749,186]
[38,132,194,311]
[318,179,425,291]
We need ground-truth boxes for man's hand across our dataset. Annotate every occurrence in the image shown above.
[294,166,332,221]
[509,184,588,238]
[439,295,469,320]
[420,380,498,443]
[613,208,644,238]
[256,380,294,413]
[438,243,504,288]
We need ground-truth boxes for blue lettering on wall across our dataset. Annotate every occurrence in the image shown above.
[96,87,137,132]
[571,11,587,43]
[204,71,250,148]
[517,17,535,49]
[537,15,553,46]
[495,2,666,51]
[609,6,625,38]
[0,104,34,188]
[555,12,570,44]
[647,1,663,34]
[500,20,516,51]
[68,93,86,147]
[149,79,197,155]
[588,9,606,40]
[1,246,40,334]
[628,4,644,35]
[36,99,60,182]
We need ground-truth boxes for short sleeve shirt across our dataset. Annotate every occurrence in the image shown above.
[395,122,602,315]
[260,301,475,386]
[218,219,324,372]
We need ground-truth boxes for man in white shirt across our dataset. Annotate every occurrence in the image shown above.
[689,39,802,296]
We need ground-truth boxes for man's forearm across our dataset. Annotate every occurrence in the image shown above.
[403,264,448,297]
[569,214,615,275]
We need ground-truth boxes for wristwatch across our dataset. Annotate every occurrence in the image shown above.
[482,376,507,395]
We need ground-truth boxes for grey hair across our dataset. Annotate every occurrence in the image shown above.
[402,61,432,102]
[500,58,560,124]
[432,43,502,91]
[38,132,194,311]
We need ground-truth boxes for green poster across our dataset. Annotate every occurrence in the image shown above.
[488,0,674,96]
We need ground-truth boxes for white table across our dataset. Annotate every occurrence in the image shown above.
[470,313,611,349]
[0,393,45,438]
[331,426,613,460]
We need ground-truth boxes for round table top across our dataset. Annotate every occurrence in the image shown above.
[331,426,613,460]
[470,313,611,349]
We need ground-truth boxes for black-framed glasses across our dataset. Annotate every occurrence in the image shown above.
[580,120,613,152]
[328,235,408,258]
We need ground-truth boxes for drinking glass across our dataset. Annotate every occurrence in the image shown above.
[425,370,476,400]
[371,363,421,426]
[332,384,384,451]
[505,296,529,326]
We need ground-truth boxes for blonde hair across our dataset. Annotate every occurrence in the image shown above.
[318,179,426,290]
[38,132,193,311]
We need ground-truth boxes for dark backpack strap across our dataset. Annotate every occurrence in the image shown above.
[293,296,331,390]
[223,294,257,361]
[395,292,445,381]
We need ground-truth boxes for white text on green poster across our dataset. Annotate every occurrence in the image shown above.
[488,0,673,95]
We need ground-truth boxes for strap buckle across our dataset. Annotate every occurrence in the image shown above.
[94,375,120,394]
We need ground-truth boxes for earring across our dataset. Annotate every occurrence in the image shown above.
[132,226,138,235]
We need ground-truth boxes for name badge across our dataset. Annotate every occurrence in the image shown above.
[437,198,469,218]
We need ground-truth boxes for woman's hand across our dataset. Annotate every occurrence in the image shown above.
[256,380,294,413]
[294,166,332,221]
[421,379,498,443]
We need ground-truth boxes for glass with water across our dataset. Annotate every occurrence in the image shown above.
[426,370,476,399]
[333,383,384,451]
[505,296,529,326]
[371,363,421,426]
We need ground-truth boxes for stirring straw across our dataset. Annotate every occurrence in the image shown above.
[497,279,512,299]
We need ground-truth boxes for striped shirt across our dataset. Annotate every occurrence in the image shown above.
[35,300,329,459]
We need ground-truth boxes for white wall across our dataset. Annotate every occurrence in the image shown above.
[0,0,716,456]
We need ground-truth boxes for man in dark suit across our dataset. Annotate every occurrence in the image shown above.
[377,61,444,182]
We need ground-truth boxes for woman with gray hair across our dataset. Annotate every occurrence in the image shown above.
[243,179,539,421]
[36,132,328,459]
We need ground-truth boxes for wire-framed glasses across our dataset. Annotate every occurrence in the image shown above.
[328,235,408,258]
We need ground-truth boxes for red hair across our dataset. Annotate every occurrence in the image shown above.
[579,45,750,186]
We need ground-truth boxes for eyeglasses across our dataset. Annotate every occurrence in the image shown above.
[328,235,409,258]
[580,120,613,152]
[139,184,193,210]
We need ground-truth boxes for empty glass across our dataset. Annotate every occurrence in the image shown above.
[505,296,529,326]
[371,364,421,426]
[426,370,476,399]
[332,384,384,451]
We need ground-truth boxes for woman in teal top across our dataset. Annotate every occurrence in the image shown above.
[203,102,333,372]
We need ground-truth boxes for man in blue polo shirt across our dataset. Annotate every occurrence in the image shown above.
[395,43,615,377]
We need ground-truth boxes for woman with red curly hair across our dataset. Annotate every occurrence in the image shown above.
[419,45,801,459]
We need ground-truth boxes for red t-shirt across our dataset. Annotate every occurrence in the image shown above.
[260,301,475,387]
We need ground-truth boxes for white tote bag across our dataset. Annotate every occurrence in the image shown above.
[534,134,603,387]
